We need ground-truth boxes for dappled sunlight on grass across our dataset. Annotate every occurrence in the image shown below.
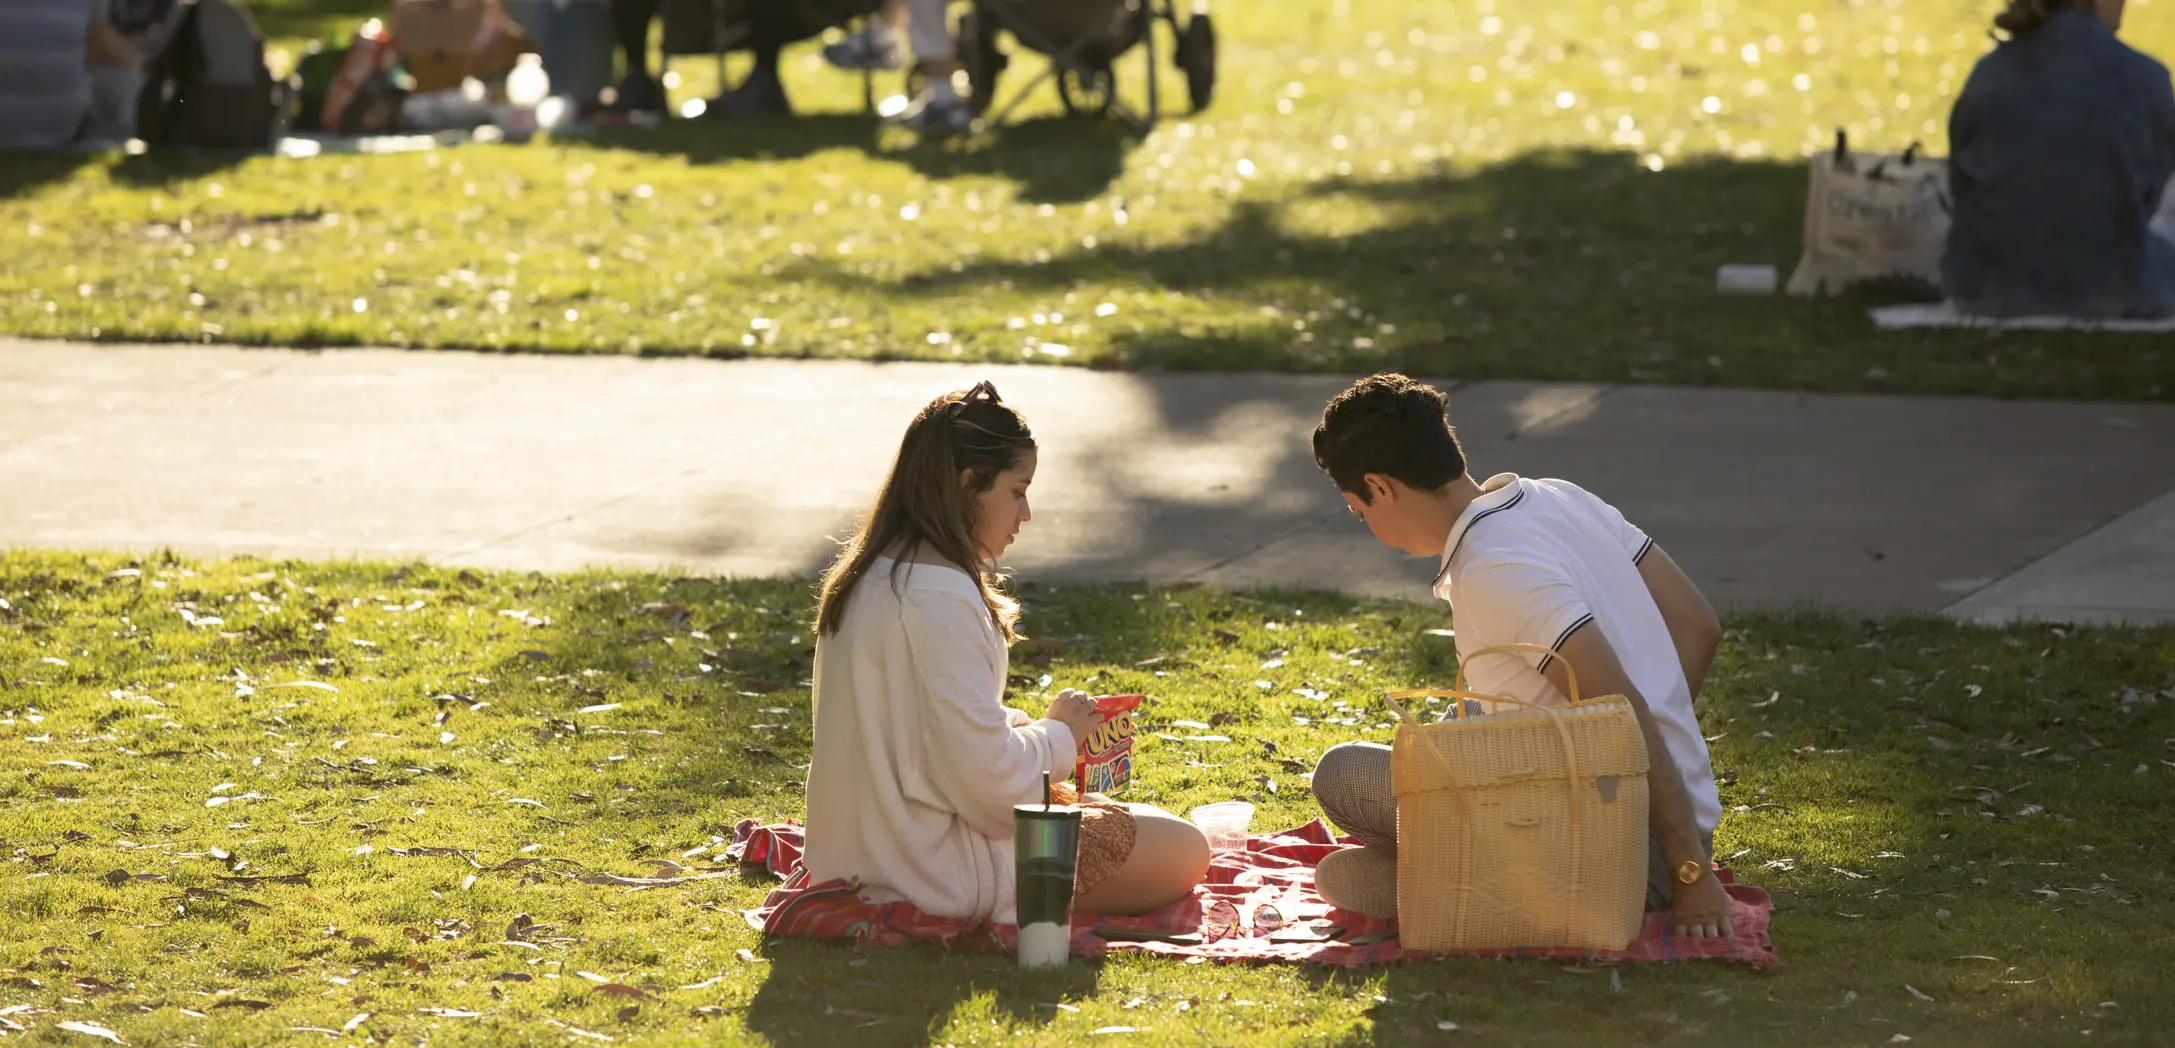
[3,552,2170,1044]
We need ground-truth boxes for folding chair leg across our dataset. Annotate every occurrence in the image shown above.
[983,68,1056,128]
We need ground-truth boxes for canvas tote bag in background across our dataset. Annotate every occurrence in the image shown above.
[1386,644,1651,952]
[1786,132,1953,296]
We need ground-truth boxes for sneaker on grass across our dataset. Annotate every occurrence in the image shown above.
[705,72,792,119]
[601,72,666,114]
[822,23,902,71]
[892,93,973,137]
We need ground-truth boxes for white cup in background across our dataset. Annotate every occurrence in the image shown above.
[1716,264,1779,295]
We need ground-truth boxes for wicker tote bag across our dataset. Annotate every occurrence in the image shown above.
[1386,644,1651,951]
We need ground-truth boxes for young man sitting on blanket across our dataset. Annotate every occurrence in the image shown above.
[1305,374,1735,941]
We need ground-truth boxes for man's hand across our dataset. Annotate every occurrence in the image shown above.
[1670,874,1733,940]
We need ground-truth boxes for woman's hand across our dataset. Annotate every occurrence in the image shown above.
[1045,688,1100,743]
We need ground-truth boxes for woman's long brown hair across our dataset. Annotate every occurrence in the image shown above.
[816,381,1037,641]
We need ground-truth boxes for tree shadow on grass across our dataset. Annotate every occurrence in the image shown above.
[745,939,1101,1045]
[588,112,1138,204]
[766,145,2168,401]
[106,148,261,190]
[778,147,1820,375]
[0,150,104,202]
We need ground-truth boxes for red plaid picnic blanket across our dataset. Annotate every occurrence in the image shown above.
[727,819,1778,969]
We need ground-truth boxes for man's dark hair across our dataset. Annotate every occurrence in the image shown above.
[1311,373,1466,503]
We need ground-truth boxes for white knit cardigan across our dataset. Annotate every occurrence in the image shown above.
[801,556,1077,924]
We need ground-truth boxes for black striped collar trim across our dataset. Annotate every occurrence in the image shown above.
[1533,613,1595,676]
[1434,477,1527,587]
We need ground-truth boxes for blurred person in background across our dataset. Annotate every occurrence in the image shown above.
[602,0,667,113]
[0,0,135,149]
[821,0,971,135]
[85,0,149,142]
[1945,0,2175,318]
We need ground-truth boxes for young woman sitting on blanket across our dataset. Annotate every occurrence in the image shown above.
[1944,0,2175,319]
[802,381,1211,924]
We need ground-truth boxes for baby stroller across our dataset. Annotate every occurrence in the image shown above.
[960,0,1216,130]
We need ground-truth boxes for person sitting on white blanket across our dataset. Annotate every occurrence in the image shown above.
[1944,0,2175,319]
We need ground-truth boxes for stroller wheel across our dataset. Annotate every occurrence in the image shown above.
[1179,13,1217,113]
[1057,65,1116,117]
[959,9,1006,117]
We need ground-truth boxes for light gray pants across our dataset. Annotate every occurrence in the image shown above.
[1310,741,1710,912]
[86,65,142,143]
[905,0,953,63]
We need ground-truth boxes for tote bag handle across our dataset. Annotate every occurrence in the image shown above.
[1455,642,1589,704]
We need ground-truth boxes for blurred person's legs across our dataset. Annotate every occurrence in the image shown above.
[604,0,664,112]
[84,63,141,141]
[823,0,906,71]
[707,1,794,117]
[82,0,143,142]
[896,0,968,135]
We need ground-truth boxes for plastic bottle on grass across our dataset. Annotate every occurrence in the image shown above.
[501,53,550,135]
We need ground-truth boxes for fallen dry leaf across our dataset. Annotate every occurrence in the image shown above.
[546,1018,614,1041]
[342,1013,369,1033]
[678,975,726,990]
[416,1008,483,1018]
[595,984,651,999]
[615,1006,640,1021]
[56,1020,127,1044]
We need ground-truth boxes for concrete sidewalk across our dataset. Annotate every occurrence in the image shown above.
[4,338,2173,624]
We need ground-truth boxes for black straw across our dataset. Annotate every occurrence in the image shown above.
[1043,771,1051,810]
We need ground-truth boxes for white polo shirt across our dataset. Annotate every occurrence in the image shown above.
[1432,474,1720,835]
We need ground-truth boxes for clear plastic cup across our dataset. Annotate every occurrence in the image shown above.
[1189,801,1255,854]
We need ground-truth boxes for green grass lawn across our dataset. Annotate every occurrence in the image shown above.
[2,0,2171,399]
[3,550,2172,1046]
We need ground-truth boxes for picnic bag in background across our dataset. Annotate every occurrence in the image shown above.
[1786,132,1952,297]
[1386,644,1651,952]
[136,0,287,148]
[1073,694,1143,796]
